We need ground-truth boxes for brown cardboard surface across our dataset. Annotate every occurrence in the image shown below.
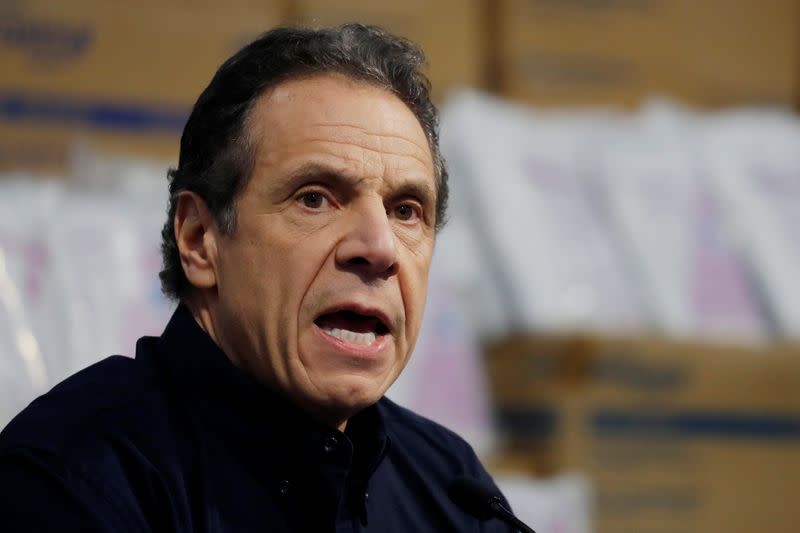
[486,333,800,532]
[497,0,676,107]
[495,0,800,108]
[670,0,800,107]
[2,1,286,103]
[287,0,487,102]
[1,1,286,173]
[0,123,181,175]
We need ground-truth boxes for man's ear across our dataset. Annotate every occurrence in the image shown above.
[174,191,219,291]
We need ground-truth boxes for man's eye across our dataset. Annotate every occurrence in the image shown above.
[300,192,325,209]
[395,204,418,221]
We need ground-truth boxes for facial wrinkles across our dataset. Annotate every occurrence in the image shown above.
[256,145,432,247]
[215,176,307,389]
[253,76,433,171]
[252,96,433,213]
[265,249,303,391]
[252,138,424,214]
[250,136,429,280]
[294,283,405,404]
[312,132,433,233]
[292,143,426,194]
[308,121,432,168]
[222,75,436,424]
[219,232,286,385]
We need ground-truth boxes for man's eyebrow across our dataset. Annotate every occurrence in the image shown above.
[265,162,360,200]
[391,181,436,209]
[283,162,436,205]
[284,162,360,188]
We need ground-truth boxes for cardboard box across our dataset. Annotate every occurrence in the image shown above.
[494,0,800,108]
[286,0,487,102]
[671,0,799,108]
[486,333,800,532]
[0,0,287,173]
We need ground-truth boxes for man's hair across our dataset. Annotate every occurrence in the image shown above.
[159,23,449,301]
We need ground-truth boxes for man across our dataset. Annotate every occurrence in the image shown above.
[0,24,513,531]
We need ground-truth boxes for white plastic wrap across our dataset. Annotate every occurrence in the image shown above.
[47,189,174,379]
[0,178,59,427]
[0,167,174,403]
[701,111,800,340]
[440,91,647,336]
[596,104,767,342]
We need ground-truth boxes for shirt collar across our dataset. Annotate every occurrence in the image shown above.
[139,304,389,476]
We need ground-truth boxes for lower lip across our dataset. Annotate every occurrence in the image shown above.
[313,324,390,359]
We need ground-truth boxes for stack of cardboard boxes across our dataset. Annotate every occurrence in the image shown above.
[0,0,486,173]
[285,0,487,103]
[3,0,798,173]
[492,0,800,108]
[0,0,288,173]
[486,334,800,532]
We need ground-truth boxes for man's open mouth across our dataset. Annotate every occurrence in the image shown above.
[314,309,390,346]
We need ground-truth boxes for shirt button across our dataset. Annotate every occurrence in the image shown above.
[364,491,369,501]
[323,434,338,453]
[279,479,290,495]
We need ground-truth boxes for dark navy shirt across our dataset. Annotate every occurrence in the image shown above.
[0,305,513,532]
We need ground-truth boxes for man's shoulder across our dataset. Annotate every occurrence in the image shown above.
[0,350,172,465]
[377,397,478,468]
[379,396,465,441]
[0,347,192,531]
[374,397,511,525]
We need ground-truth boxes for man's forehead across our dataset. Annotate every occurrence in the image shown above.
[245,73,435,186]
[247,73,432,159]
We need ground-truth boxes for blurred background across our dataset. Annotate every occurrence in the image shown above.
[2,1,799,531]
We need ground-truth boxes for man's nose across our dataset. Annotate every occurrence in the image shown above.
[335,201,398,277]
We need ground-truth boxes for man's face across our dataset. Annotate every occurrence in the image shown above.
[209,73,436,427]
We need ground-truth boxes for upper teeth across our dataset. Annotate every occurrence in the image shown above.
[323,327,377,346]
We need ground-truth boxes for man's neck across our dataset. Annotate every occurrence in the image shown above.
[184,296,351,433]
